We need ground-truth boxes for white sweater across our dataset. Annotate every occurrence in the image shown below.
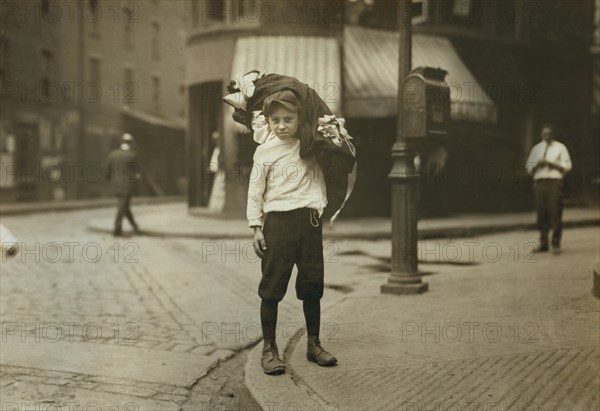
[247,137,327,227]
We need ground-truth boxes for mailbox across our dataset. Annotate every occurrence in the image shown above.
[402,67,450,138]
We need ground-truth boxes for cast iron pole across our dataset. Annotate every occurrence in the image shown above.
[381,0,428,294]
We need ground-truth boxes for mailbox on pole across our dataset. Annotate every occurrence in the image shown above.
[382,66,450,295]
[402,67,450,139]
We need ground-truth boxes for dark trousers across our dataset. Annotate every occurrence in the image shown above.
[259,208,324,302]
[114,193,138,233]
[534,179,563,246]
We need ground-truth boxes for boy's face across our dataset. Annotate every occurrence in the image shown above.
[267,106,299,140]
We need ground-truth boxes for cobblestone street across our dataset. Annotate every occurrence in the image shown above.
[0,206,373,410]
[1,205,598,410]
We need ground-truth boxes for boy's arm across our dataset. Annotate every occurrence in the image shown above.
[247,155,268,258]
[247,155,267,228]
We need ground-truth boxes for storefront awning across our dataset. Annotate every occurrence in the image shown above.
[231,36,341,115]
[344,26,497,123]
[121,108,186,130]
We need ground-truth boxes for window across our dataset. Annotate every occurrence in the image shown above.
[42,49,54,99]
[453,0,472,17]
[42,49,54,78]
[124,67,136,106]
[123,4,135,49]
[0,68,5,97]
[124,23,133,50]
[0,35,9,99]
[152,76,161,112]
[0,35,8,76]
[205,0,224,23]
[41,0,49,16]
[124,67,134,85]
[191,0,200,27]
[89,57,101,85]
[88,0,101,37]
[179,84,185,118]
[151,22,160,60]
[123,4,135,21]
[412,0,428,24]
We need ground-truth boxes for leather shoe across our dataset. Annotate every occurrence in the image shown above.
[261,341,285,375]
[307,336,337,366]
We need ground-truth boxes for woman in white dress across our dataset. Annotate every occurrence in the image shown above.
[208,131,226,212]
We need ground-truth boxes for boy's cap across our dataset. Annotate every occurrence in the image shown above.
[262,90,299,115]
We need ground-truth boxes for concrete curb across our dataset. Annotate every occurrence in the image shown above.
[593,262,600,298]
[244,301,346,411]
[1,196,185,216]
[86,217,600,241]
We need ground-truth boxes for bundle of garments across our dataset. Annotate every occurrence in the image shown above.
[223,70,357,224]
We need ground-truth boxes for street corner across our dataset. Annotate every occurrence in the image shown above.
[245,341,338,411]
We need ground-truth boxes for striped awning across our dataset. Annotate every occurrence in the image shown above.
[344,26,497,123]
[231,36,341,115]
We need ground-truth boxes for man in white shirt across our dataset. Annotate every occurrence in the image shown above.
[525,123,572,252]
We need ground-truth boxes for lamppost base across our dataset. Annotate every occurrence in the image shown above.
[381,277,428,295]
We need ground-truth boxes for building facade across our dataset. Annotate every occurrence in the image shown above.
[1,0,188,202]
[184,0,597,217]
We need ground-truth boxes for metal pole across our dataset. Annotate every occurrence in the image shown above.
[381,0,428,295]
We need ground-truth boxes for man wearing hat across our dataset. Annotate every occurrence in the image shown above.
[104,133,141,236]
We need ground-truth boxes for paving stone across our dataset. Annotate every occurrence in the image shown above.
[152,393,189,404]
[93,382,158,398]
[170,343,197,353]
[190,346,216,356]
[14,375,48,384]
[0,381,179,411]
[68,381,97,390]
[43,378,71,386]
[2,340,220,386]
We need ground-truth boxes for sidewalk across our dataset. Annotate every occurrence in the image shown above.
[245,227,600,411]
[0,196,184,216]
[85,203,600,240]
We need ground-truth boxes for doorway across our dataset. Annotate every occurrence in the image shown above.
[188,81,222,207]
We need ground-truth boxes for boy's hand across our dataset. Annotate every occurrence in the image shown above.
[252,227,267,259]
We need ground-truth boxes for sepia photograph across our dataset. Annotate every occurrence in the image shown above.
[0,0,599,410]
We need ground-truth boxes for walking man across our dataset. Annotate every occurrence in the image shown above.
[526,123,572,252]
[104,133,141,237]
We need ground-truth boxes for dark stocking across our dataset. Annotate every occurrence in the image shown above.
[260,299,278,342]
[303,298,321,337]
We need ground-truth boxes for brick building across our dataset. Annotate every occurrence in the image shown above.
[0,0,187,202]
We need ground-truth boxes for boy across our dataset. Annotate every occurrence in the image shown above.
[247,90,337,375]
